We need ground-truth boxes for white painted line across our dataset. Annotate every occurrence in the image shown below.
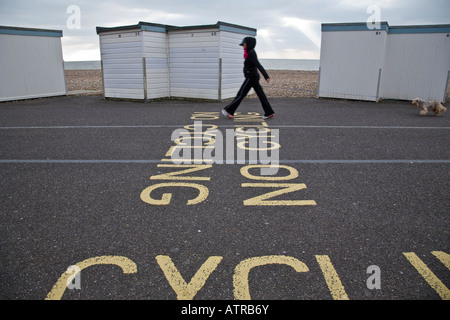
[279,159,450,164]
[270,125,450,130]
[1,159,449,164]
[1,125,449,130]
[0,159,164,164]
[0,125,183,129]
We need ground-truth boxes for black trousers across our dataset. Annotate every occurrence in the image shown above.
[224,75,274,116]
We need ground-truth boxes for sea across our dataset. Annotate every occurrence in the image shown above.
[64,59,320,71]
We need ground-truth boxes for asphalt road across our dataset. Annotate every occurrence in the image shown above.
[1,95,449,302]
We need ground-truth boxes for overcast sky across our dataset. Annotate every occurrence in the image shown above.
[1,0,449,61]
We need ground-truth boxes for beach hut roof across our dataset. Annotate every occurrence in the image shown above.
[96,21,256,35]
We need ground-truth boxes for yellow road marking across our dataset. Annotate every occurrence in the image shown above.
[46,255,137,300]
[140,182,209,205]
[242,183,317,206]
[156,255,222,300]
[233,255,309,300]
[431,251,450,270]
[315,255,349,300]
[404,252,450,300]
[150,164,212,181]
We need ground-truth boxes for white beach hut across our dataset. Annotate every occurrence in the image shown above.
[318,22,450,102]
[96,21,256,101]
[0,26,66,102]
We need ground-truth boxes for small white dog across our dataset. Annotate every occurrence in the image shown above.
[411,98,447,116]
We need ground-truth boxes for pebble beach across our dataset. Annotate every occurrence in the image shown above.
[65,70,104,95]
[65,70,450,101]
[64,69,319,98]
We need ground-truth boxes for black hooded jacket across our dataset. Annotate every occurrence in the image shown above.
[241,37,270,80]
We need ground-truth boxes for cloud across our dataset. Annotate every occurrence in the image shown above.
[1,0,448,61]
[282,17,321,48]
[257,29,281,59]
[61,36,100,61]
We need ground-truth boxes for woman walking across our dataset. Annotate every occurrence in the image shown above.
[221,37,275,120]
